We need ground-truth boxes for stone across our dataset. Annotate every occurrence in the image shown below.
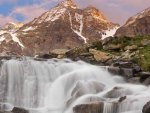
[143,101,150,113]
[38,53,57,59]
[141,39,150,46]
[11,107,29,113]
[107,66,133,78]
[89,49,112,63]
[139,72,150,82]
[73,102,104,113]
[112,61,133,68]
[127,77,141,84]
[143,77,150,85]
[103,44,122,51]
[124,45,138,51]
[51,49,69,55]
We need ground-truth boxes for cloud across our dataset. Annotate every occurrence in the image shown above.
[11,5,47,22]
[75,0,150,25]
[0,15,16,27]
[0,0,17,4]
[0,0,150,26]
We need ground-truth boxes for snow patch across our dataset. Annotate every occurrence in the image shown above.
[23,27,35,32]
[102,27,119,40]
[0,36,5,43]
[32,6,66,24]
[10,33,24,48]
[0,30,7,35]
[69,12,87,43]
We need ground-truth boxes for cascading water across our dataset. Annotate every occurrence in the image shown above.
[0,58,149,113]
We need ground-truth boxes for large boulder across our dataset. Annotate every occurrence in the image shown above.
[89,49,112,63]
[73,102,104,113]
[11,107,29,113]
[143,101,150,113]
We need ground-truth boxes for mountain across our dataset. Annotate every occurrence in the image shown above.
[0,0,118,56]
[115,7,150,37]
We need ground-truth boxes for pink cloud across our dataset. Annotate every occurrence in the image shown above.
[0,15,16,27]
[11,5,47,22]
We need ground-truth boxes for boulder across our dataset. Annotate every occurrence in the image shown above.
[107,66,133,78]
[112,61,134,68]
[67,81,105,106]
[139,72,150,82]
[127,77,141,84]
[73,102,118,113]
[89,49,112,63]
[124,45,138,51]
[11,107,29,113]
[143,101,150,113]
[141,39,150,46]
[103,44,122,51]
[143,77,150,85]
[66,44,92,59]
[73,102,104,113]
[38,53,57,59]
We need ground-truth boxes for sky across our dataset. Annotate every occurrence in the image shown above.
[0,0,150,27]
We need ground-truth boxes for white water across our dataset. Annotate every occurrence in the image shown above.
[0,58,149,113]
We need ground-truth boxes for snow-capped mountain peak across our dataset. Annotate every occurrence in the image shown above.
[0,0,118,56]
[125,7,150,26]
[59,0,77,9]
[115,7,150,37]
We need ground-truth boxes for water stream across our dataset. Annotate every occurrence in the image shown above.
[0,58,149,113]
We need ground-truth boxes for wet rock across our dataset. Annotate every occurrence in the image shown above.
[73,102,104,113]
[107,66,133,78]
[0,103,13,111]
[143,77,150,85]
[67,81,105,106]
[38,53,57,59]
[11,107,29,113]
[105,87,131,98]
[112,61,133,68]
[139,72,150,82]
[143,101,150,113]
[0,111,12,113]
[127,77,141,84]
[119,96,127,102]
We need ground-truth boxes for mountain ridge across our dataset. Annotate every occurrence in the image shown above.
[0,0,118,56]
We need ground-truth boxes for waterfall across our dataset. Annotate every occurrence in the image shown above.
[0,58,149,113]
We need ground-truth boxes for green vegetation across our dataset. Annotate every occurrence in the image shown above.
[105,35,150,71]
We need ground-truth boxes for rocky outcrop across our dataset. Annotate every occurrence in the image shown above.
[115,7,150,37]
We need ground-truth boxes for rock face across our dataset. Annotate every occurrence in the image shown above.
[0,0,118,56]
[115,7,150,37]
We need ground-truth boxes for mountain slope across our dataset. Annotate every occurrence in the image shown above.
[115,7,150,37]
[0,0,118,56]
